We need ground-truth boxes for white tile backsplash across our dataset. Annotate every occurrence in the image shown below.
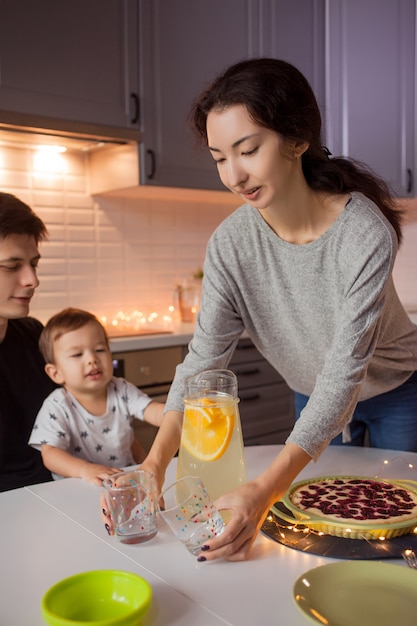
[0,144,236,323]
[1,143,416,324]
[0,169,31,188]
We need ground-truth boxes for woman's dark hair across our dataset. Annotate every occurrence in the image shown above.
[190,58,402,243]
[0,192,48,243]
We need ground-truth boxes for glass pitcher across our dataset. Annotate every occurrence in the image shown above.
[176,369,247,499]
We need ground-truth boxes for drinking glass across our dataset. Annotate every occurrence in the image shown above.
[102,469,157,544]
[159,475,226,555]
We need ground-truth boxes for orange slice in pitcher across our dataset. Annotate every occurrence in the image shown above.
[181,400,234,461]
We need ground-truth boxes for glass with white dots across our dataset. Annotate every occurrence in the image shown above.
[103,469,157,544]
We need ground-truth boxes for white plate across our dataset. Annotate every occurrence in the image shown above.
[293,561,417,625]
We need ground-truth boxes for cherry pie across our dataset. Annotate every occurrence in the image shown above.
[278,476,417,539]
[290,477,417,524]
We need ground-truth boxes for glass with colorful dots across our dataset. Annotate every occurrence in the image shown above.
[102,469,157,544]
[158,475,226,555]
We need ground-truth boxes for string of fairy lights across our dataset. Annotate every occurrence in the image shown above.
[99,309,174,335]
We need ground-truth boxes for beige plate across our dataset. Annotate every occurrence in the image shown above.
[293,561,417,625]
[275,475,417,539]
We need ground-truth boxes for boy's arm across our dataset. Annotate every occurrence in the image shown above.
[41,444,122,486]
[143,401,165,427]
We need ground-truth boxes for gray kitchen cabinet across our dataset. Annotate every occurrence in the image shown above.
[138,0,325,189]
[258,0,325,114]
[0,0,140,132]
[325,0,415,197]
[138,0,259,190]
[228,338,295,446]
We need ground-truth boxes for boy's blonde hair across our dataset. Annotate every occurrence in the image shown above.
[39,307,109,364]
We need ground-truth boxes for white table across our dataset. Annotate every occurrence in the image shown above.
[2,445,416,625]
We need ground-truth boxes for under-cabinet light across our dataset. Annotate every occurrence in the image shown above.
[33,146,67,174]
[37,144,67,154]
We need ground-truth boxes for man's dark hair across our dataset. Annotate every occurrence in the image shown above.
[0,192,47,243]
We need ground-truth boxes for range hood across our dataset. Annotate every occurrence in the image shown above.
[0,111,141,194]
[0,110,141,152]
[0,124,128,152]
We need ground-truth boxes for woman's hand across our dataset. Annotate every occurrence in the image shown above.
[100,490,114,536]
[196,480,274,562]
[196,443,312,562]
[140,457,166,507]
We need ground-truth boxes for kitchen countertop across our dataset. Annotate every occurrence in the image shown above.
[109,312,417,352]
[109,321,195,352]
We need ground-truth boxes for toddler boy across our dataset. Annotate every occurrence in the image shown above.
[29,307,164,485]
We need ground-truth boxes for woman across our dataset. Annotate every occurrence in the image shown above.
[103,58,417,561]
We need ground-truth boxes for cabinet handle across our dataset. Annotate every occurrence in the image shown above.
[146,149,156,180]
[239,392,261,402]
[130,92,140,124]
[235,367,261,377]
[406,168,413,194]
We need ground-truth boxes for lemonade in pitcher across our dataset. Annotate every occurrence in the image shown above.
[176,369,247,500]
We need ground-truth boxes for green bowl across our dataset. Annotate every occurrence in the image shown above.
[41,570,152,626]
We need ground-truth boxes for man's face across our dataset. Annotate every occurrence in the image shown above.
[0,234,40,326]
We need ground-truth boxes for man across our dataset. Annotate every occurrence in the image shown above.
[0,193,55,491]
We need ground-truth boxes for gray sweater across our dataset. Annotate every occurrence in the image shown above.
[166,192,417,460]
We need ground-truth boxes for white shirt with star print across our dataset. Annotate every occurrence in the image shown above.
[29,377,152,479]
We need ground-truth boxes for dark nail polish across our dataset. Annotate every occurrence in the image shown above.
[197,555,207,562]
[104,523,111,535]
[102,508,108,516]
[200,545,210,551]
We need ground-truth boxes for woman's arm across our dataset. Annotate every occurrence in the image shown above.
[41,444,122,486]
[140,409,183,494]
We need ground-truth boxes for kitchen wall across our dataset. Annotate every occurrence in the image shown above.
[0,143,416,324]
[0,144,238,324]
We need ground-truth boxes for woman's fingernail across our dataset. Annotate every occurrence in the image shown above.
[200,545,210,551]
[104,523,111,535]
[197,555,207,562]
[102,508,108,516]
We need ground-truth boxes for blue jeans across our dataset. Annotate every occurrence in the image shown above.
[294,371,417,451]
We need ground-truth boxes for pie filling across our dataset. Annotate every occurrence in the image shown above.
[289,478,417,525]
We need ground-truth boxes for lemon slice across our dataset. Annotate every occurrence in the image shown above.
[181,401,234,461]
